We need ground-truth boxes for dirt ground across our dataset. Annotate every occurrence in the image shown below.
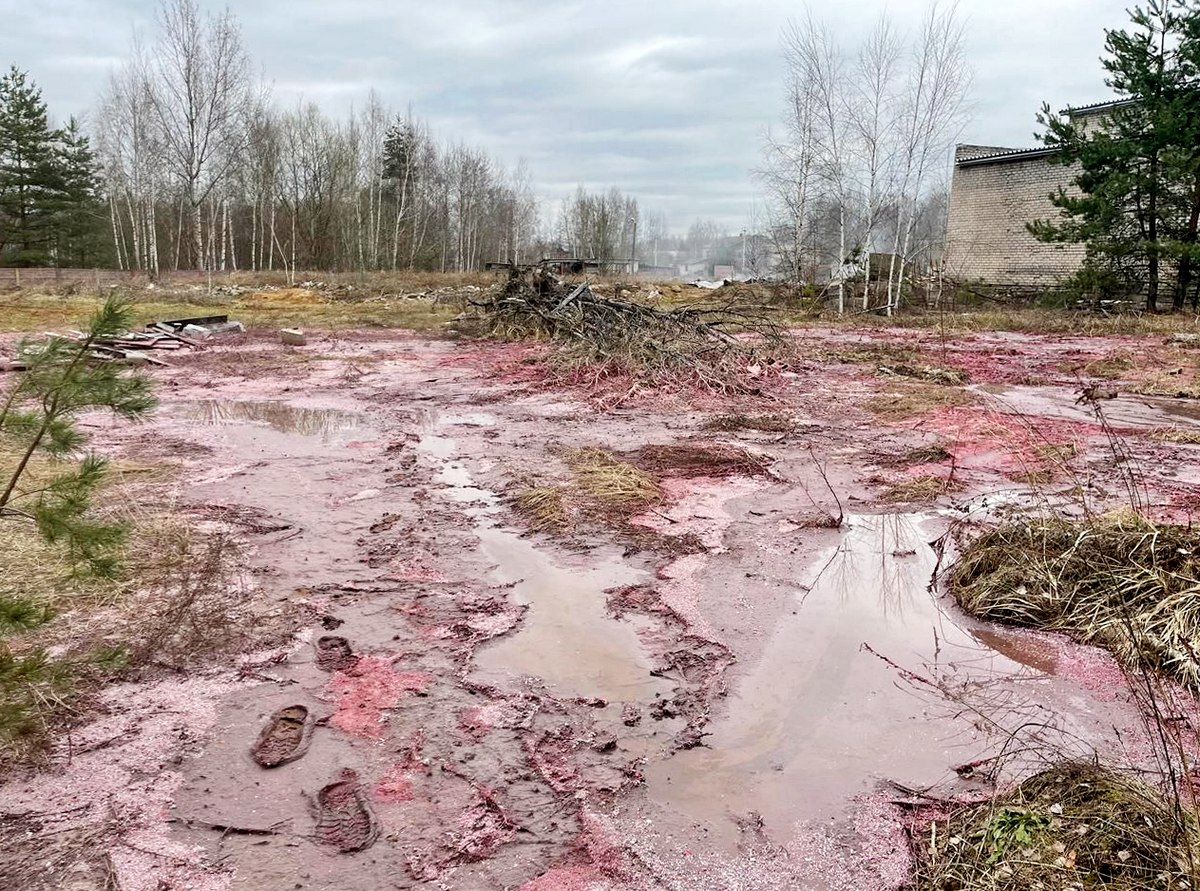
[3,315,1200,890]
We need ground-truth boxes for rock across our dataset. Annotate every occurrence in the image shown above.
[280,328,307,346]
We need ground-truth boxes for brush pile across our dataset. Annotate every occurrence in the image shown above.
[469,267,788,393]
[950,512,1200,690]
[916,761,1199,890]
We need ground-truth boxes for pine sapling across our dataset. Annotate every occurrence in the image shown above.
[0,297,156,576]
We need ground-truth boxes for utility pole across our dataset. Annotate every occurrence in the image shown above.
[630,213,638,276]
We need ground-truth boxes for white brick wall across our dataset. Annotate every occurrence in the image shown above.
[945,154,1086,287]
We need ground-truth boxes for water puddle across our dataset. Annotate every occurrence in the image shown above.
[471,528,670,703]
[974,384,1200,432]
[644,513,1106,845]
[413,410,667,704]
[182,399,367,442]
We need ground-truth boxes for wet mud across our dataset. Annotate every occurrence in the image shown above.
[3,326,1200,890]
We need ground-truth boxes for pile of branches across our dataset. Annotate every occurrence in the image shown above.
[469,267,788,394]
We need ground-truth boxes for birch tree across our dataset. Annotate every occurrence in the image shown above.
[147,0,255,271]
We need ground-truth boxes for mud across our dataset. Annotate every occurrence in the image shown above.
[3,325,1200,890]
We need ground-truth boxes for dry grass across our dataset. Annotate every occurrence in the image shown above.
[866,382,979,421]
[632,443,773,478]
[950,512,1200,691]
[566,448,662,509]
[1148,426,1200,445]
[916,761,1200,890]
[881,474,960,504]
[877,363,970,385]
[513,486,569,533]
[0,288,461,334]
[1082,352,1136,379]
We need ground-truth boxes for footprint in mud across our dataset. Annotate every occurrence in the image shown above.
[315,635,357,672]
[315,769,379,853]
[252,705,314,768]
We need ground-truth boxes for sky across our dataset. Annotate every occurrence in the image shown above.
[0,0,1136,232]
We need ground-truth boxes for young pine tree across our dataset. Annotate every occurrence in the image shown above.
[0,298,157,576]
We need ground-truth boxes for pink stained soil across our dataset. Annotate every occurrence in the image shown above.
[11,323,1200,891]
[372,764,415,803]
[326,656,432,737]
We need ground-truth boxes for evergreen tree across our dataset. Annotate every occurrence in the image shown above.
[53,118,107,266]
[1030,1,1200,312]
[0,67,64,267]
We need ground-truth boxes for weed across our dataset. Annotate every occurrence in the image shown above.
[632,443,772,478]
[881,475,959,504]
[917,762,1200,890]
[566,448,662,509]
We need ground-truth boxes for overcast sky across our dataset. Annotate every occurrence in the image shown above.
[1,0,1134,232]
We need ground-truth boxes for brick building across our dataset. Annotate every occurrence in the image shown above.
[945,101,1127,289]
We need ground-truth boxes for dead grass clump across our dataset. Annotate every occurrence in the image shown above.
[866,383,979,421]
[1148,426,1200,445]
[881,475,959,504]
[703,412,798,433]
[916,761,1200,891]
[514,486,569,533]
[632,443,772,478]
[950,512,1200,690]
[880,444,953,468]
[566,448,662,509]
[1082,352,1136,379]
[877,363,970,385]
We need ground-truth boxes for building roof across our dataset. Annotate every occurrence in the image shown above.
[955,98,1138,168]
[955,146,1057,168]
[1064,98,1136,116]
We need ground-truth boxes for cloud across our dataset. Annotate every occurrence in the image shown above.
[0,0,1136,231]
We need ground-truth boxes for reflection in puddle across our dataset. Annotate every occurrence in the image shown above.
[184,400,366,441]
[413,415,666,703]
[644,513,1055,843]
[472,528,671,703]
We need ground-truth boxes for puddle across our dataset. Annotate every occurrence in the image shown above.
[471,528,670,703]
[181,400,367,442]
[412,413,667,704]
[973,384,1200,432]
[166,398,383,587]
[644,513,1110,847]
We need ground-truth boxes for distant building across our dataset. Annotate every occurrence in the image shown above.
[945,100,1130,289]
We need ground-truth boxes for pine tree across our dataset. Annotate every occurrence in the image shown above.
[53,118,107,267]
[1029,1,1200,312]
[0,298,156,575]
[0,67,64,267]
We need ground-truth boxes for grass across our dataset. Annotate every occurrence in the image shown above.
[1148,426,1200,445]
[950,512,1200,691]
[565,448,662,509]
[866,381,979,421]
[916,761,1200,890]
[703,412,799,433]
[513,486,569,533]
[881,474,960,504]
[0,287,462,334]
[631,443,773,478]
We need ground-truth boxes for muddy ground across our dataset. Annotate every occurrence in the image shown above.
[3,322,1200,890]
